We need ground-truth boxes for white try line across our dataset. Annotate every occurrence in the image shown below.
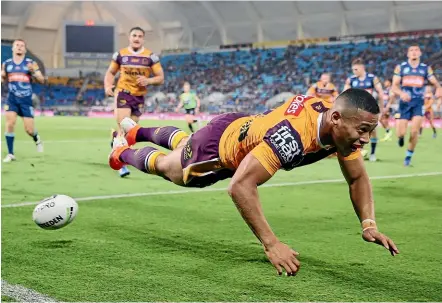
[2,172,441,209]
[1,280,58,302]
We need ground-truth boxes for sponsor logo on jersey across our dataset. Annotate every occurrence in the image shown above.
[183,139,193,161]
[404,67,410,74]
[8,73,30,83]
[265,121,305,170]
[122,56,128,63]
[402,75,425,87]
[284,95,312,116]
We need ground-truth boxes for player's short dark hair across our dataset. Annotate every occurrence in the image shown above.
[408,43,420,49]
[352,57,364,66]
[338,88,380,115]
[129,27,145,35]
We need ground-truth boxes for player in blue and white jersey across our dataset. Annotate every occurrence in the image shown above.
[344,58,384,162]
[1,39,45,162]
[391,44,442,166]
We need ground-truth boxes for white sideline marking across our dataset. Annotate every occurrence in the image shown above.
[16,139,108,143]
[2,172,441,209]
[1,280,58,302]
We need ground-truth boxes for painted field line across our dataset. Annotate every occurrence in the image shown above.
[16,139,109,143]
[1,280,58,302]
[2,172,441,209]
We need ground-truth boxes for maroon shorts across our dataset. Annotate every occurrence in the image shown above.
[181,112,248,188]
[116,91,144,117]
[424,110,432,120]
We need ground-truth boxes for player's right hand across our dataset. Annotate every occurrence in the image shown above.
[105,85,115,97]
[362,228,399,256]
[264,241,300,276]
[400,91,411,102]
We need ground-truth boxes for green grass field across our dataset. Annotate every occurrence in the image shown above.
[2,116,442,302]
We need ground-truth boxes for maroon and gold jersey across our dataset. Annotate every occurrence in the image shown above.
[307,82,338,103]
[218,95,360,176]
[110,47,162,96]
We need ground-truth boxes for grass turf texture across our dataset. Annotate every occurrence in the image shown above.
[2,116,442,301]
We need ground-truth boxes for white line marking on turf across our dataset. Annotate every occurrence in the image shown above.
[2,172,441,209]
[16,139,109,143]
[1,280,58,302]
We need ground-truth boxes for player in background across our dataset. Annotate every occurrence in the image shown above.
[175,82,201,133]
[1,39,45,163]
[104,27,164,177]
[344,58,384,161]
[421,86,438,138]
[391,44,442,166]
[379,80,395,142]
[306,73,339,105]
[109,89,399,276]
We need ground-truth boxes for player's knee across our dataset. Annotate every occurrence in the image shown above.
[227,181,240,199]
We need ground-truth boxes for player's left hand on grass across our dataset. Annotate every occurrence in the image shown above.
[264,241,300,276]
[362,228,399,256]
[136,76,150,87]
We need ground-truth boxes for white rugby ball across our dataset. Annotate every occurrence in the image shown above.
[32,195,78,230]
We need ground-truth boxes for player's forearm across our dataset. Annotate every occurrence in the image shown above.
[349,174,375,222]
[391,84,403,96]
[104,71,115,89]
[148,75,164,86]
[33,72,45,84]
[228,181,279,246]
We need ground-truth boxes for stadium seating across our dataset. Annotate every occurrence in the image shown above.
[2,34,441,113]
[155,35,441,113]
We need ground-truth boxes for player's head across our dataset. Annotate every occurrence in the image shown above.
[330,88,380,157]
[320,73,331,85]
[183,82,191,93]
[351,58,365,77]
[384,79,391,88]
[129,27,145,50]
[12,39,26,56]
[407,44,421,61]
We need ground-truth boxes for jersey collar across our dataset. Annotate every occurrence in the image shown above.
[316,113,333,149]
[128,47,145,55]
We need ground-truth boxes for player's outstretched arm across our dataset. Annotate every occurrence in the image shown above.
[228,153,300,276]
[338,155,399,256]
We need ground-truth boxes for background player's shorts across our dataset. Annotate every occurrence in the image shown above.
[398,101,423,121]
[424,110,433,120]
[116,91,144,117]
[185,108,196,115]
[5,95,34,118]
[181,113,247,188]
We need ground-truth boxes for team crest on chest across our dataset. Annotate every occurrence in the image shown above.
[311,102,327,113]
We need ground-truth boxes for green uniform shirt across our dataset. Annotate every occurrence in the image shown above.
[180,92,198,109]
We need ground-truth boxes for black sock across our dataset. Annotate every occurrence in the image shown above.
[188,123,194,133]
[31,132,40,143]
[433,127,437,134]
[419,127,423,135]
[398,136,404,147]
